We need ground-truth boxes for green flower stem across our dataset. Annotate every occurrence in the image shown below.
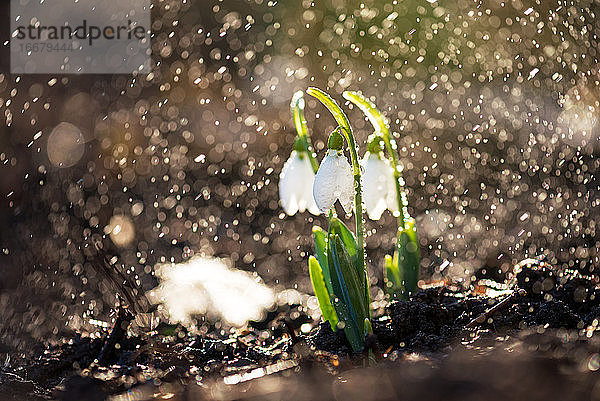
[307,87,367,313]
[291,91,319,173]
[343,91,408,227]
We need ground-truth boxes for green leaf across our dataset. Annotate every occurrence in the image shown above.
[308,256,338,331]
[363,317,376,366]
[327,234,356,325]
[291,91,309,138]
[157,323,180,337]
[384,254,399,298]
[329,217,369,311]
[364,318,373,336]
[312,226,332,294]
[342,91,390,139]
[291,91,319,173]
[331,298,363,352]
[331,235,368,325]
[327,234,369,352]
[327,233,363,351]
[306,87,353,141]
[396,217,420,299]
[385,218,420,300]
[328,217,357,266]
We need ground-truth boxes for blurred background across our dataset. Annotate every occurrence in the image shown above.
[0,0,599,352]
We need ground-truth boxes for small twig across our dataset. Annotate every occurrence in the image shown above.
[91,240,150,315]
[465,288,526,329]
[97,304,133,366]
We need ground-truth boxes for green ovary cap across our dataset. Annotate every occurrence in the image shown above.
[293,136,307,153]
[327,127,344,150]
[367,134,383,154]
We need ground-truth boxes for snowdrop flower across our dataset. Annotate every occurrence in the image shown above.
[279,146,320,216]
[313,129,354,214]
[361,136,398,220]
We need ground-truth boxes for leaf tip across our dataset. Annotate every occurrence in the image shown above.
[312,225,325,234]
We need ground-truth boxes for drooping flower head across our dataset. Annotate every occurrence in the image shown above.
[362,135,398,220]
[313,128,354,214]
[279,138,320,216]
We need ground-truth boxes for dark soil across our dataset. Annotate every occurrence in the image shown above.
[3,258,600,400]
[312,259,597,355]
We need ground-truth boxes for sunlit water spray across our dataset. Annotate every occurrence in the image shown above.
[147,256,275,327]
[0,0,599,348]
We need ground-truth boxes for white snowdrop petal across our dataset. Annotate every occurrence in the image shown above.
[313,150,354,214]
[364,190,386,220]
[339,189,354,215]
[300,156,321,215]
[279,151,303,215]
[386,168,399,213]
[362,154,390,220]
[336,154,355,215]
[286,196,300,216]
[297,155,317,213]
[307,200,322,215]
[313,151,340,212]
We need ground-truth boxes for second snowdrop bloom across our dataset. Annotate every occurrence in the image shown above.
[313,130,354,214]
[362,152,398,220]
[360,136,398,220]
[279,149,320,216]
